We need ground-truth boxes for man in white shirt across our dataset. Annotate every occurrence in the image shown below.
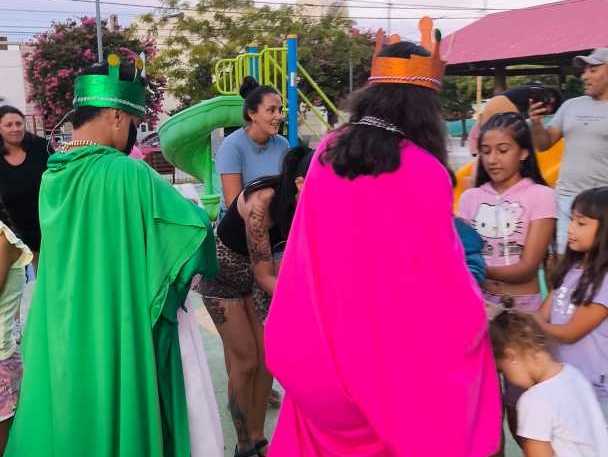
[530,48,608,254]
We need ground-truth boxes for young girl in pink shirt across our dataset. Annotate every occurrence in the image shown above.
[459,112,557,448]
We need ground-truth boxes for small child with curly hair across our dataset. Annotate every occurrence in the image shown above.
[490,311,608,457]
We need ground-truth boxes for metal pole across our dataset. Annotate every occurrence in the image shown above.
[387,1,392,35]
[348,48,353,93]
[95,0,103,62]
[247,45,259,81]
[286,35,299,147]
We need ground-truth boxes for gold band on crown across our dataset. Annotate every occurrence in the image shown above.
[369,17,446,92]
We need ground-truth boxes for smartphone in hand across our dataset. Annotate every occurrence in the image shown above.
[528,86,548,107]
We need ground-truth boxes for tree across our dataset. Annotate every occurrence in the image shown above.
[141,0,374,110]
[24,17,165,130]
[440,76,477,146]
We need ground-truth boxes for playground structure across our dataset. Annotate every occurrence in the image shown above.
[158,32,570,221]
[158,36,340,220]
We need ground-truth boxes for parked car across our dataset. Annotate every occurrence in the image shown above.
[137,132,176,183]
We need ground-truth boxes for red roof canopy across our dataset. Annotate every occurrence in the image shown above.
[441,0,608,72]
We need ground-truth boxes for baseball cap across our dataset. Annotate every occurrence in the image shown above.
[573,48,608,67]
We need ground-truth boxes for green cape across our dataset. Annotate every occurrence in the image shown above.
[6,145,218,457]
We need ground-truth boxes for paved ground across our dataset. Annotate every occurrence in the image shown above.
[191,292,522,457]
[191,292,281,456]
[21,273,520,456]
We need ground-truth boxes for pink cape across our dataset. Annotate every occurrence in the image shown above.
[265,137,501,457]
[129,145,145,160]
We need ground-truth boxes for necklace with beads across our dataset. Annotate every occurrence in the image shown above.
[57,139,98,153]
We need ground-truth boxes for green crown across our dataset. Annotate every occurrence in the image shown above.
[73,54,146,117]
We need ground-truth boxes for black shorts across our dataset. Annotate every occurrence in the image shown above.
[198,237,271,323]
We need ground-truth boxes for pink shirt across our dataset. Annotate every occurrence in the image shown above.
[459,178,556,267]
[265,137,502,457]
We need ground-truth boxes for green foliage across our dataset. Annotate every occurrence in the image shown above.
[563,75,584,99]
[24,17,165,130]
[145,0,374,109]
[440,76,477,121]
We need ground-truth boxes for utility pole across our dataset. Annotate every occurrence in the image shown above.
[387,1,393,35]
[348,48,353,93]
[475,0,488,113]
[95,0,103,63]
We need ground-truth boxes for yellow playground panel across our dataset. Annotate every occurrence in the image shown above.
[453,139,564,210]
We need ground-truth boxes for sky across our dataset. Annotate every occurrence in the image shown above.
[0,0,560,44]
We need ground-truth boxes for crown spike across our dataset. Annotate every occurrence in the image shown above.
[433,29,442,57]
[107,54,120,81]
[368,17,446,92]
[373,29,386,58]
[419,16,433,53]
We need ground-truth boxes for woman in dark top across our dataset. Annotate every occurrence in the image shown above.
[0,106,51,259]
[199,146,312,457]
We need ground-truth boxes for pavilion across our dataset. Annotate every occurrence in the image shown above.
[441,0,608,91]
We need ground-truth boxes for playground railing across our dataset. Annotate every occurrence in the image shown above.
[214,44,341,139]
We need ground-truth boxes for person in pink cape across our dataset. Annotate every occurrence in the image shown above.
[264,24,502,457]
[129,143,145,159]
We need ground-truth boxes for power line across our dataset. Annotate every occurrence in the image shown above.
[255,0,514,11]
[0,7,142,17]
[52,0,489,20]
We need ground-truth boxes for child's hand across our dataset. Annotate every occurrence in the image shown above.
[532,311,547,326]
[485,302,502,320]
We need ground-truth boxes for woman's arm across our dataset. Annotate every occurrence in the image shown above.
[0,233,20,292]
[535,303,608,344]
[221,174,243,208]
[522,438,554,457]
[242,190,276,295]
[486,218,555,284]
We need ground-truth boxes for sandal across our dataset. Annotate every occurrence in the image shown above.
[255,438,269,457]
[234,444,258,457]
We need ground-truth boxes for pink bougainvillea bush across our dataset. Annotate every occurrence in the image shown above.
[24,17,165,130]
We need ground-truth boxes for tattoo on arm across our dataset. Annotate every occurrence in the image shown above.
[246,206,272,265]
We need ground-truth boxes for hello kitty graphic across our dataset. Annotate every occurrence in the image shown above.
[472,202,525,259]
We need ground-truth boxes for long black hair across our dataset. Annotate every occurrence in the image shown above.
[0,105,29,156]
[269,146,314,238]
[320,41,447,180]
[239,76,280,123]
[552,187,608,306]
[475,112,547,187]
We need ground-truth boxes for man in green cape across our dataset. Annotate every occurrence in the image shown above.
[5,55,218,456]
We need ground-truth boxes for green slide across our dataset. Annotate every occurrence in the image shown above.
[158,95,244,220]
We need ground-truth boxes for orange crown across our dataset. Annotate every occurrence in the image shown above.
[369,17,446,92]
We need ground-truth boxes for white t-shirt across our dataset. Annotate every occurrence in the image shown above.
[549,96,608,197]
[517,364,608,457]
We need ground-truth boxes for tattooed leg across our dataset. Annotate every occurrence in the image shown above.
[212,297,259,451]
[203,297,228,327]
[229,388,253,451]
[245,295,273,448]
